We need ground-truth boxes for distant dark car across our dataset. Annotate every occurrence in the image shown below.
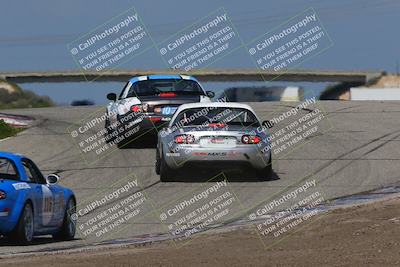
[71,100,95,106]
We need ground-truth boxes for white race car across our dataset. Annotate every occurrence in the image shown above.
[105,75,214,147]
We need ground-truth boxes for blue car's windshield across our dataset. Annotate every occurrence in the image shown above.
[0,157,19,181]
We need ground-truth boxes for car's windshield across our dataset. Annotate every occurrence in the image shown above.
[172,107,260,127]
[0,157,19,181]
[126,79,204,97]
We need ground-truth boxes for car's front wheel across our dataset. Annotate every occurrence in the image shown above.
[53,198,76,241]
[11,202,34,244]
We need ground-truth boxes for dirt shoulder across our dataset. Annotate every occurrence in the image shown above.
[1,197,399,267]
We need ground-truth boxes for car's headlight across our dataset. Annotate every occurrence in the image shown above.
[0,190,6,200]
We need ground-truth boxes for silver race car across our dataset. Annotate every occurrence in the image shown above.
[156,102,272,181]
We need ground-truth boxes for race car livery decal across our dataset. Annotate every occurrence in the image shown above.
[12,182,31,190]
[41,185,54,225]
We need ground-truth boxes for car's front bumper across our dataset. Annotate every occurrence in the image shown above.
[164,144,271,170]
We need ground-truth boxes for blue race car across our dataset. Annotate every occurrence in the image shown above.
[0,152,76,244]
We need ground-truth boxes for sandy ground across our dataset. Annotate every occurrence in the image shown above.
[1,197,399,267]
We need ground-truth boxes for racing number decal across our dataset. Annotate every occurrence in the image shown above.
[44,197,53,213]
[41,185,54,225]
[163,106,172,115]
[162,106,178,115]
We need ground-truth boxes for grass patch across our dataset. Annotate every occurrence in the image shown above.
[0,120,23,139]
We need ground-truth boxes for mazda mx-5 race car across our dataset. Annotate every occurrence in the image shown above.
[156,102,272,181]
[105,75,215,147]
[0,152,76,244]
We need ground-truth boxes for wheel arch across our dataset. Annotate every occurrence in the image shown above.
[11,198,34,234]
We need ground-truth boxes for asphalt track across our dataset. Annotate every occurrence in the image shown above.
[1,100,399,255]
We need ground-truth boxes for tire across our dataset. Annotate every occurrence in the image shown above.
[256,153,273,181]
[155,148,161,175]
[11,202,34,245]
[53,198,76,241]
[160,155,176,182]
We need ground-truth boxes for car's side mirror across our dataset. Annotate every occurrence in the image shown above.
[206,91,215,98]
[107,93,117,101]
[262,120,274,129]
[46,174,60,184]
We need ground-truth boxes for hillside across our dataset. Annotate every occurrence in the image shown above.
[0,79,54,109]
[368,75,400,88]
